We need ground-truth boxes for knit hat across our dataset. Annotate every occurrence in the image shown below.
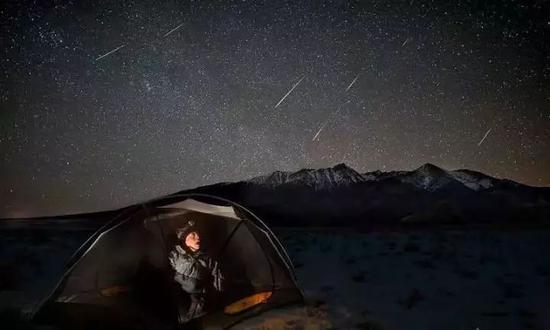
[175,220,197,240]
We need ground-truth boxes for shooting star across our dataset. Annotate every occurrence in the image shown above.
[163,23,184,37]
[402,37,410,47]
[477,128,492,146]
[274,75,306,108]
[95,44,125,61]
[312,121,329,141]
[345,74,360,92]
[311,100,350,141]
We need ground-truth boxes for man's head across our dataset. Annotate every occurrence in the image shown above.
[184,231,201,251]
[176,220,201,252]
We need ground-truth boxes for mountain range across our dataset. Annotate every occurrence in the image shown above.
[5,163,548,227]
[185,163,550,227]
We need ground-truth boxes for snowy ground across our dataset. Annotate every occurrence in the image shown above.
[1,222,549,330]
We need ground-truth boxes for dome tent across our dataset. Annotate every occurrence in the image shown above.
[33,194,304,329]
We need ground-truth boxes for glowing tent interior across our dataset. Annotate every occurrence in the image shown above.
[33,194,303,329]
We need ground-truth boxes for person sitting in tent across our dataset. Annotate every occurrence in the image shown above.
[169,220,224,322]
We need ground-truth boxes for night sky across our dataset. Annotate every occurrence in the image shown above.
[1,0,549,217]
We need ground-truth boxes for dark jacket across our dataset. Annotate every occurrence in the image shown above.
[169,245,223,295]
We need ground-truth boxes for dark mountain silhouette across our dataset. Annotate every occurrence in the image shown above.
[183,163,550,227]
[4,163,548,228]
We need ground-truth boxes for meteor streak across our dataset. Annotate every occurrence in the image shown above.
[312,121,329,141]
[95,44,125,61]
[311,100,350,141]
[274,75,306,108]
[477,128,492,146]
[345,74,359,92]
[163,23,184,37]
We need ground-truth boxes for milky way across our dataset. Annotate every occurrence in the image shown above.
[1,0,549,217]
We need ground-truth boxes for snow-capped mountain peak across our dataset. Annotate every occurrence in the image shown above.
[247,163,365,189]
[248,170,291,186]
[246,162,516,192]
[396,163,457,191]
[415,162,447,174]
[449,169,495,191]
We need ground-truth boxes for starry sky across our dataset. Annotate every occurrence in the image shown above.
[1,0,549,217]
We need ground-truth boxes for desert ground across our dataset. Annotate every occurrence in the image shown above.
[1,221,549,329]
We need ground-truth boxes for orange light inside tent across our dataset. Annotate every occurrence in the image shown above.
[224,291,272,314]
[100,285,130,297]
